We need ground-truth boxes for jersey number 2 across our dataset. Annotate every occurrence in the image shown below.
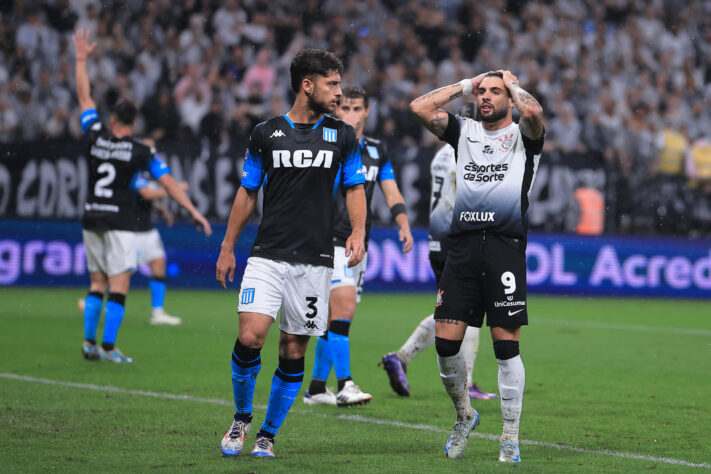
[94,162,116,198]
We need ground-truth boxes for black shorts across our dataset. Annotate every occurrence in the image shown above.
[433,231,528,328]
[429,250,446,286]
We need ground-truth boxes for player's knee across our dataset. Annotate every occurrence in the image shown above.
[330,291,356,318]
[493,340,520,360]
[435,337,462,358]
[237,332,265,350]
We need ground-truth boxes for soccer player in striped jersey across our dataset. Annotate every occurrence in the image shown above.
[411,70,544,462]
[216,49,366,458]
[303,86,414,407]
[73,29,211,363]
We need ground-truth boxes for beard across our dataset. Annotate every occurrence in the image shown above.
[478,103,508,123]
[307,92,333,115]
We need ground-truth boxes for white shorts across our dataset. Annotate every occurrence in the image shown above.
[331,246,368,303]
[237,256,332,336]
[136,229,166,265]
[82,229,138,277]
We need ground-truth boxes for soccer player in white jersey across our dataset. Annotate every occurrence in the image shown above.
[379,106,497,402]
[410,70,544,462]
[303,86,414,407]
[73,29,211,363]
[216,49,366,458]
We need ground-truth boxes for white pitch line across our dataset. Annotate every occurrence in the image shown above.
[532,317,711,337]
[1,373,709,469]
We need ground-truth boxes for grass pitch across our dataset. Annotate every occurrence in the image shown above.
[0,287,709,472]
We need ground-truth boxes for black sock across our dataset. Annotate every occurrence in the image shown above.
[102,342,115,351]
[234,412,252,423]
[337,376,353,392]
[309,379,327,394]
[256,429,275,440]
[85,339,96,345]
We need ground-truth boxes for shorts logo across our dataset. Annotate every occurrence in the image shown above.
[344,265,354,278]
[323,127,337,142]
[240,288,255,305]
[436,289,444,307]
[508,309,525,316]
[304,320,318,330]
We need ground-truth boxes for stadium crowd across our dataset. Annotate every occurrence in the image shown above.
[2,0,711,235]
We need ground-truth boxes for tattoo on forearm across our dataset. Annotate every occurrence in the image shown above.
[510,84,542,113]
[429,110,448,136]
[510,83,543,137]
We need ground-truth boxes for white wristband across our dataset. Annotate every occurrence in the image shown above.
[458,79,473,96]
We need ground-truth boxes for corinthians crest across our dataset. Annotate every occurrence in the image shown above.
[498,133,515,152]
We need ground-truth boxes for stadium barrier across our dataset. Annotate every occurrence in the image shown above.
[2,219,710,298]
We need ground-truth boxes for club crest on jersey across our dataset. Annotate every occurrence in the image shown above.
[366,145,380,159]
[323,127,337,142]
[499,133,515,152]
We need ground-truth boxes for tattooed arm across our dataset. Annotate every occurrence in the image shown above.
[410,73,487,138]
[500,70,544,140]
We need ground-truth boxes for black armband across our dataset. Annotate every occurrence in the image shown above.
[390,203,407,220]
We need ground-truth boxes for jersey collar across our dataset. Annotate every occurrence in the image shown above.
[282,114,325,130]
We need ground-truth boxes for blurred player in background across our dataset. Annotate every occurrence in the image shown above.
[410,70,544,462]
[215,49,366,458]
[303,86,414,407]
[74,29,211,363]
[380,104,497,402]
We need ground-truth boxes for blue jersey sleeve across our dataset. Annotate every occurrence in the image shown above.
[241,127,266,191]
[80,109,100,135]
[147,154,171,180]
[378,156,396,182]
[341,131,365,188]
[130,172,149,192]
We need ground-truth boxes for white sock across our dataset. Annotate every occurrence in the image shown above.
[497,355,525,442]
[397,314,435,364]
[438,351,473,420]
[461,326,479,387]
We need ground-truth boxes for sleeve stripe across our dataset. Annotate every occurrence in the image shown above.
[80,109,99,134]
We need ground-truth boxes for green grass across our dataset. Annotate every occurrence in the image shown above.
[0,287,710,472]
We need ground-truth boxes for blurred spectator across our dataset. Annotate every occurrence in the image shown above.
[174,65,212,136]
[242,48,276,99]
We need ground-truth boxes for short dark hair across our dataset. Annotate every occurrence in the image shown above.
[482,71,510,96]
[290,48,343,93]
[110,100,138,126]
[342,86,368,108]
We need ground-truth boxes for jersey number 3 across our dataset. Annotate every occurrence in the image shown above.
[94,162,116,198]
[305,297,318,318]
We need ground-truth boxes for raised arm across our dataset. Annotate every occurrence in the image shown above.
[156,174,212,236]
[216,186,258,288]
[380,179,413,254]
[410,73,487,138]
[344,184,366,267]
[500,70,544,140]
[72,29,97,112]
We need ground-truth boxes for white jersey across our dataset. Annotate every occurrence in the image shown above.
[428,144,457,252]
[442,114,544,239]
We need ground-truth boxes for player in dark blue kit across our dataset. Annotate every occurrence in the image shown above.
[73,29,211,363]
[304,87,413,407]
[216,49,366,458]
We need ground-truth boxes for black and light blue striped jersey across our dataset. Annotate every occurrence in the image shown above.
[333,135,396,248]
[80,109,170,231]
[241,114,364,267]
[428,144,457,253]
[442,113,544,239]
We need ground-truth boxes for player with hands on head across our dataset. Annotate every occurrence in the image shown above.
[410,69,544,462]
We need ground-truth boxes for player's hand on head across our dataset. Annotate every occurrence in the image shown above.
[72,29,96,59]
[399,228,414,254]
[471,72,488,93]
[499,70,519,90]
[216,250,236,289]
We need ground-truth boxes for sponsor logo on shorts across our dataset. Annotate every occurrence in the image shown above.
[240,288,255,305]
[304,320,319,330]
[436,289,444,307]
[493,299,525,309]
[459,211,495,222]
[508,309,525,316]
